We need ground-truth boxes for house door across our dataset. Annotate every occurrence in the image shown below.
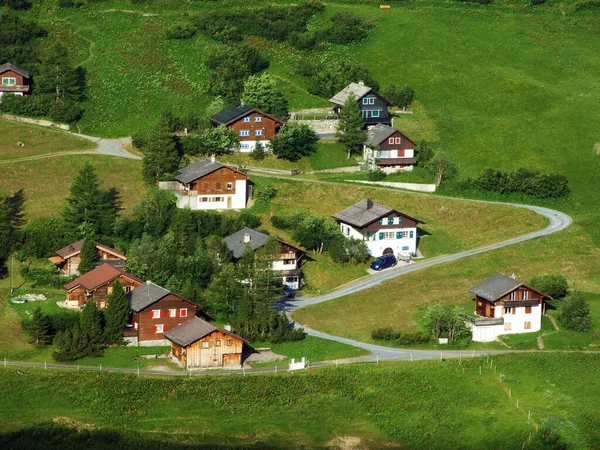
[227,196,232,208]
[383,247,394,255]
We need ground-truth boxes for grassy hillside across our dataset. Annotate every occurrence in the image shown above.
[0,119,96,160]
[0,353,598,449]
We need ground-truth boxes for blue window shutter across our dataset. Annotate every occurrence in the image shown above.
[388,218,394,225]
[379,219,383,225]
[398,217,402,223]
[378,232,384,240]
[396,232,401,239]
[410,231,414,238]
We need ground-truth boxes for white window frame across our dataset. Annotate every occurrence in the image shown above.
[202,341,209,348]
[240,130,250,137]
[152,309,161,319]
[371,110,380,118]
[388,137,394,144]
[395,137,401,144]
[169,309,177,318]
[1,77,16,85]
[180,308,188,317]
[523,290,528,300]
[243,117,251,123]
[226,182,233,190]
[155,324,164,333]
[255,116,262,122]
[381,231,395,240]
[240,143,249,149]
[362,98,369,105]
[255,129,263,136]
[368,97,375,105]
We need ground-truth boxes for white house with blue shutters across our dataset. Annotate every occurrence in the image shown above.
[332,199,423,258]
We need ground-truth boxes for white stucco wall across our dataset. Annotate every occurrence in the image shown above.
[238,140,271,153]
[339,221,418,257]
[469,304,542,342]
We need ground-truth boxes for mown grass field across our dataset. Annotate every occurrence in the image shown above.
[0,120,96,160]
[0,353,597,449]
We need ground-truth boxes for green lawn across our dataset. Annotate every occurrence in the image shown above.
[0,119,96,160]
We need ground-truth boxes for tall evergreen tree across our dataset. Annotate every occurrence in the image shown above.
[141,117,181,183]
[0,189,26,275]
[80,299,104,346]
[336,94,366,160]
[104,280,130,344]
[242,73,289,119]
[63,163,119,235]
[22,305,52,345]
[77,237,97,275]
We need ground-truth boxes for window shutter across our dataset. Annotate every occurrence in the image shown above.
[398,217,402,223]
[409,231,414,238]
[163,325,167,333]
[388,218,393,225]
[378,232,384,240]
[149,311,153,319]
[153,325,157,333]
[396,232,401,239]
[379,219,383,225]
[160,310,164,318]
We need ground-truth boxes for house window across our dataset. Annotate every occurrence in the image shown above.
[369,98,375,105]
[240,130,250,137]
[227,340,232,346]
[215,182,222,191]
[125,285,133,293]
[362,110,369,119]
[283,258,295,265]
[524,322,532,329]
[169,309,177,318]
[525,306,532,314]
[216,340,221,346]
[388,137,394,145]
[243,117,251,123]
[387,217,394,225]
[107,286,113,295]
[201,182,208,191]
[134,322,138,330]
[255,116,262,122]
[402,246,409,251]
[202,341,209,348]
[211,197,222,202]
[510,291,516,300]
[396,231,408,239]
[255,129,263,137]
[152,310,161,319]
[362,98,369,105]
[1,77,16,85]
[523,290,529,300]
[504,307,512,315]
[504,323,512,331]
[226,182,233,190]
[371,110,380,118]
[395,137,401,144]
[379,231,395,240]
[240,143,249,149]
[155,324,164,333]
[200,197,208,202]
[180,308,188,317]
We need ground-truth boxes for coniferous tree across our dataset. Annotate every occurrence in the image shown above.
[77,237,97,275]
[22,305,52,346]
[63,163,119,235]
[0,189,25,275]
[250,140,265,160]
[336,94,366,160]
[104,280,130,344]
[141,117,181,183]
[80,299,104,346]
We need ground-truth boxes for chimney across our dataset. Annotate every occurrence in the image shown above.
[511,273,516,279]
[210,154,216,163]
[358,80,364,86]
[244,233,251,244]
[366,198,373,210]
[224,323,232,331]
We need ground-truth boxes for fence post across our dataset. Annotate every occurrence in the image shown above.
[376,355,379,365]
[336,359,338,367]
[138,366,140,376]
[3,357,5,368]
[528,410,531,421]
[44,361,47,370]
[459,355,462,364]
[440,352,443,361]
[99,364,102,372]
[410,353,413,362]
[472,350,474,359]
[509,388,511,398]
[479,366,482,375]
[243,367,245,376]
[516,399,519,409]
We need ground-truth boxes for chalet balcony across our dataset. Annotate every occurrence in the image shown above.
[122,327,138,338]
[364,116,391,125]
[462,314,504,326]
[0,85,29,93]
[375,157,418,166]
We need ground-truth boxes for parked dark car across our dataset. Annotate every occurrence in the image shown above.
[370,254,397,271]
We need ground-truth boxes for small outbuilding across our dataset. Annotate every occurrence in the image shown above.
[163,317,246,369]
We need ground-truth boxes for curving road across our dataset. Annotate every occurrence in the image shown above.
[285,202,572,360]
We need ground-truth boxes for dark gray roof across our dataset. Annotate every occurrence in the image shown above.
[209,103,254,125]
[367,124,397,146]
[223,227,269,260]
[163,317,246,347]
[332,199,423,229]
[174,158,224,184]
[128,281,170,312]
[329,82,373,106]
[468,273,523,302]
[0,62,30,78]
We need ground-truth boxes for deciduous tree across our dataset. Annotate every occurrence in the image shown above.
[270,122,318,161]
[426,152,457,187]
[560,291,592,332]
[242,73,288,119]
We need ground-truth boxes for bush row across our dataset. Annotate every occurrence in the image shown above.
[371,327,431,345]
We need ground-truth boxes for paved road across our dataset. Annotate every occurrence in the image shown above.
[284,202,572,359]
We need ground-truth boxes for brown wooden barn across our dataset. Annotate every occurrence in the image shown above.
[164,317,246,369]
[126,281,198,344]
[0,63,31,97]
[49,240,127,276]
[64,263,143,309]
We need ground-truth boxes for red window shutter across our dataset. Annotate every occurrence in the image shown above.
[398,149,405,157]
[149,311,153,319]
[160,310,164,318]
[163,325,167,332]
[153,325,157,333]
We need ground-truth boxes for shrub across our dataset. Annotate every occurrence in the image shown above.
[271,215,292,230]
[416,140,434,166]
[571,0,600,11]
[318,12,372,45]
[559,291,592,332]
[367,168,386,181]
[396,332,431,345]
[270,123,318,161]
[530,0,546,5]
[23,217,76,258]
[528,274,568,299]
[254,183,277,203]
[2,0,32,10]
[465,168,570,199]
[329,236,370,264]
[165,23,196,40]
[383,85,415,109]
[372,327,401,341]
[19,265,75,289]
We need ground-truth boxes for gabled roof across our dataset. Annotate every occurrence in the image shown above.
[209,102,283,126]
[64,263,142,292]
[222,227,306,260]
[174,158,247,185]
[163,317,247,347]
[366,124,415,147]
[332,199,423,229]
[54,240,126,260]
[0,63,30,78]
[329,82,392,107]
[468,273,553,302]
[127,281,171,312]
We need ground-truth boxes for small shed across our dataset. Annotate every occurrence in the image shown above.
[163,317,247,369]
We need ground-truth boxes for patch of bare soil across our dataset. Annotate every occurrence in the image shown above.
[52,417,95,431]
[327,436,365,450]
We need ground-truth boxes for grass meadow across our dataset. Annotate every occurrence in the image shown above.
[0,353,597,448]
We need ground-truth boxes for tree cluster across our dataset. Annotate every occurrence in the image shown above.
[371,327,431,345]
[317,12,373,45]
[242,73,289,119]
[529,274,569,300]
[270,123,318,161]
[383,85,415,109]
[0,11,46,68]
[559,291,592,332]
[462,168,570,199]
[423,302,470,343]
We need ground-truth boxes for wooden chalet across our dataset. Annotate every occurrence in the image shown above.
[64,263,143,309]
[125,281,198,344]
[222,227,307,290]
[329,82,392,125]
[164,317,246,369]
[49,240,127,276]
[0,63,31,97]
[364,124,417,173]
[209,103,283,152]
[465,273,552,342]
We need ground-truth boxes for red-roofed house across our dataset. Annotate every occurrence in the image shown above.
[64,263,143,309]
[50,240,127,276]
